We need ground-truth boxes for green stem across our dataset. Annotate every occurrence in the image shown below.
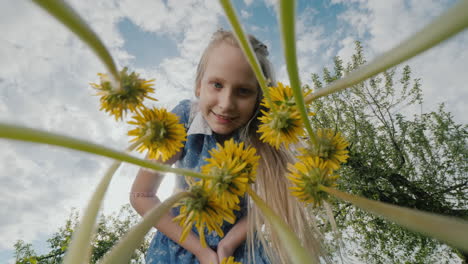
[305,0,468,103]
[246,187,317,264]
[101,192,191,264]
[278,0,317,146]
[320,186,468,252]
[219,0,273,107]
[31,0,119,83]
[63,161,120,264]
[63,133,152,264]
[0,123,213,180]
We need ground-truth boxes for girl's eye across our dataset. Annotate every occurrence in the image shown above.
[213,82,222,89]
[238,88,254,96]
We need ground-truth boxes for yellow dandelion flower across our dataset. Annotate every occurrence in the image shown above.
[221,256,242,264]
[90,67,157,121]
[257,106,304,149]
[201,139,259,208]
[173,181,236,247]
[299,128,349,170]
[287,156,338,207]
[257,82,314,149]
[128,107,186,162]
[262,82,311,109]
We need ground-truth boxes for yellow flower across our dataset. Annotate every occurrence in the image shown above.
[299,128,349,170]
[258,106,304,149]
[91,67,157,121]
[287,156,338,207]
[262,82,310,109]
[257,82,313,149]
[220,256,242,264]
[128,107,186,162]
[173,180,236,247]
[201,139,259,208]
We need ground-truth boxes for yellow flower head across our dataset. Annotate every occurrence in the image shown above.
[128,107,186,162]
[258,106,304,149]
[201,139,259,209]
[299,128,349,170]
[262,82,312,109]
[257,82,314,149]
[221,256,242,264]
[91,67,157,121]
[287,156,338,207]
[173,180,236,247]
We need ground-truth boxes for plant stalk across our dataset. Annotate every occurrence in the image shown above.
[246,186,317,264]
[0,123,212,180]
[320,185,468,252]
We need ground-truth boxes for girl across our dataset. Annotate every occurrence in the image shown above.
[130,29,326,264]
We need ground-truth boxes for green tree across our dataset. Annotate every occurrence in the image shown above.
[309,41,467,263]
[14,204,152,264]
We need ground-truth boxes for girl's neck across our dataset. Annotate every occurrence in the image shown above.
[213,132,233,143]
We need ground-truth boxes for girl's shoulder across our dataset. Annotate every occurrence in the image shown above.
[170,99,194,128]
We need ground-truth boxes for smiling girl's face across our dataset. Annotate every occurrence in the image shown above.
[196,42,259,135]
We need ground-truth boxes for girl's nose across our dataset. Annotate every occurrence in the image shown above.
[218,88,235,111]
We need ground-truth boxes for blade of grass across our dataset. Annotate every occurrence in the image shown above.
[0,123,212,180]
[246,187,318,264]
[32,0,119,82]
[62,133,151,264]
[320,186,468,252]
[219,0,273,106]
[100,192,190,264]
[305,0,468,103]
[278,0,317,146]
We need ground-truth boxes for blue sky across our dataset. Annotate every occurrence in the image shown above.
[0,0,466,263]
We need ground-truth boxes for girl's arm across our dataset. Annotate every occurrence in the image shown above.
[217,216,248,262]
[130,152,218,264]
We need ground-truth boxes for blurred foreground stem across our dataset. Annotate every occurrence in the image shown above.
[32,0,120,83]
[63,132,152,264]
[0,123,212,180]
[246,186,316,264]
[101,192,191,264]
[320,185,468,252]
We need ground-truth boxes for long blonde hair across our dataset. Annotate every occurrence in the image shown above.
[195,29,329,263]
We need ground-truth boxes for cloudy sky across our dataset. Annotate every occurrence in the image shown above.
[0,0,466,262]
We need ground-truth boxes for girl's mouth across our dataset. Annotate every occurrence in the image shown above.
[212,111,235,124]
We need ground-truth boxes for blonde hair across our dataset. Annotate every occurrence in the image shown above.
[195,29,329,263]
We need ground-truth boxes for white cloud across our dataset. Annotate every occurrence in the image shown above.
[241,9,252,19]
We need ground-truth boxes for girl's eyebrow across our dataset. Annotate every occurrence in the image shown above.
[209,76,256,89]
[209,76,227,83]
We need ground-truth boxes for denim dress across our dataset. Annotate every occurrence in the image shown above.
[145,100,269,264]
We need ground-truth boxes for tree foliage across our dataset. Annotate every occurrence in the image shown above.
[14,204,152,264]
[309,41,467,263]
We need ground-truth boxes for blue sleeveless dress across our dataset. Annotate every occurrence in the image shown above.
[145,100,270,264]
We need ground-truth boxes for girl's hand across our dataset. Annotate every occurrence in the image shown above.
[196,248,219,264]
[217,239,236,263]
